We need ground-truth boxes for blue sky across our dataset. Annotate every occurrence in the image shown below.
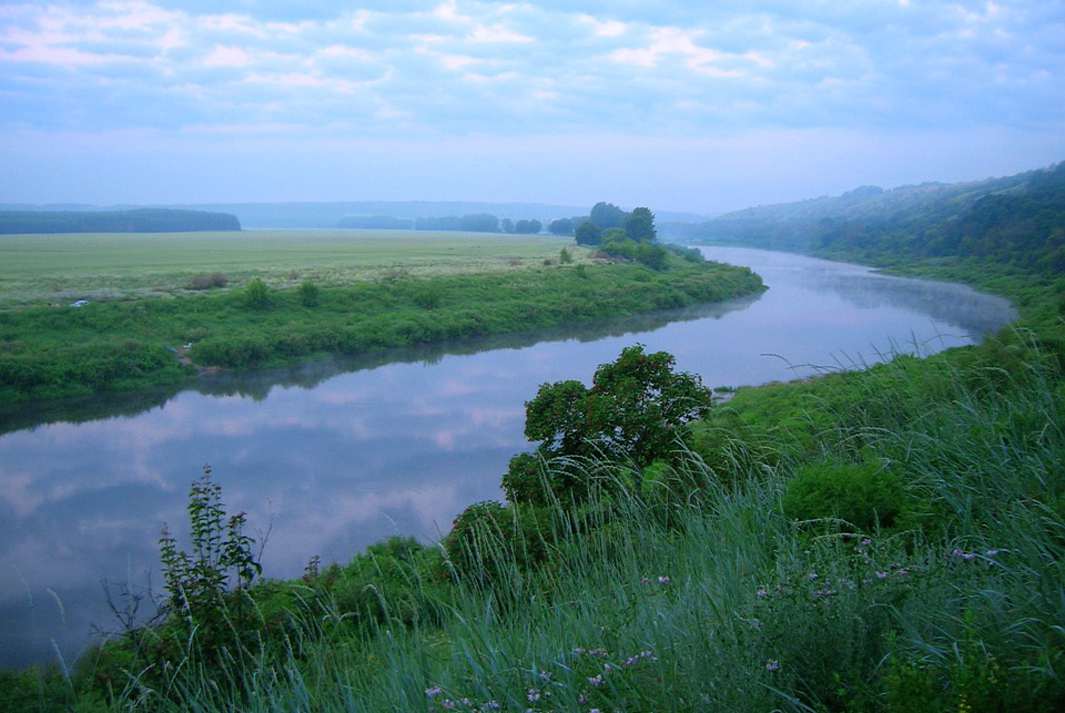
[0,1,1062,212]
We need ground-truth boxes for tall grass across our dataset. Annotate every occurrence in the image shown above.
[37,335,1061,713]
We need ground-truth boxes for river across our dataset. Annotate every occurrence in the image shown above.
[0,246,1016,667]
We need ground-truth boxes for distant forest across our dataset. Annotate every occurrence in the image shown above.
[0,209,241,234]
[668,161,1065,274]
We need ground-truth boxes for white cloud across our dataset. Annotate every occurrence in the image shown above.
[202,45,252,68]
[468,23,534,44]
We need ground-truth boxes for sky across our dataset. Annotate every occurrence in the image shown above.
[0,1,1063,213]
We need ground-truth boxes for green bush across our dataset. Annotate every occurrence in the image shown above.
[243,278,271,309]
[298,280,320,307]
[781,459,918,532]
[559,247,573,264]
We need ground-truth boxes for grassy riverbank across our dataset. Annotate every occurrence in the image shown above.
[5,251,1063,712]
[0,233,764,403]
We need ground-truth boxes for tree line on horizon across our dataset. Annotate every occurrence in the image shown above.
[0,208,241,234]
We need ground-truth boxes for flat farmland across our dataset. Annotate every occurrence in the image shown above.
[0,229,583,305]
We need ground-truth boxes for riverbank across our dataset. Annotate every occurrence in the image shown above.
[0,255,764,403]
[3,251,1061,712]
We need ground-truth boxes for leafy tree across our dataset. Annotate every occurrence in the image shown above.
[503,346,713,504]
[590,202,628,229]
[575,221,602,246]
[549,218,575,235]
[624,207,657,242]
[514,219,542,234]
[501,218,514,233]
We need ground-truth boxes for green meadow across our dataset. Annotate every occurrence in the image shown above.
[0,231,764,402]
[0,230,591,305]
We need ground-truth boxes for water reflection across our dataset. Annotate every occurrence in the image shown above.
[0,247,1015,667]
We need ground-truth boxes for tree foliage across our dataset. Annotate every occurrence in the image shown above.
[624,207,657,242]
[590,202,628,229]
[549,218,575,235]
[503,345,713,504]
[575,221,602,246]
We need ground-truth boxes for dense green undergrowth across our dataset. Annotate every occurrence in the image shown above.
[0,256,762,403]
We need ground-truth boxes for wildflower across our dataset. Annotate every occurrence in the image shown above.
[461,699,471,706]
[588,674,604,687]
[578,693,588,705]
[807,572,818,581]
[986,548,1001,557]
[426,686,443,699]
[895,568,909,577]
[658,575,671,585]
[538,671,552,682]
[749,618,763,630]
[860,538,872,547]
[572,647,586,656]
[624,655,640,666]
[766,660,781,672]
[641,577,651,585]
[875,571,888,579]
[483,701,500,710]
[527,688,541,702]
[756,587,768,599]
[640,650,654,659]
[441,700,456,710]
[590,709,602,713]
[603,662,617,672]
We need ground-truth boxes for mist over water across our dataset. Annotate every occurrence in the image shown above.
[0,246,1016,668]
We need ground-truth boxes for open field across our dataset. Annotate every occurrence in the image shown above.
[0,229,584,305]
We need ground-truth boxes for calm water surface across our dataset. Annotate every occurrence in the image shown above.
[0,247,1016,667]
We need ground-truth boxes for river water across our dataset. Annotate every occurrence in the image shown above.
[0,246,1016,667]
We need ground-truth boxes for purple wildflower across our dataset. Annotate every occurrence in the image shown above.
[526,688,541,703]
[766,660,781,672]
[756,587,768,599]
[860,538,872,547]
[658,575,671,585]
[587,674,604,687]
[875,571,888,580]
[426,686,443,699]
[440,700,455,710]
[808,572,818,581]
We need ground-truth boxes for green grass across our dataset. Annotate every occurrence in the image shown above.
[0,254,764,402]
[10,333,1063,712]
[0,229,590,305]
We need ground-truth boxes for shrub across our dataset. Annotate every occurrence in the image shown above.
[411,284,442,309]
[298,280,320,307]
[243,278,271,309]
[187,272,228,290]
[781,459,918,532]
[575,264,589,278]
[559,247,573,264]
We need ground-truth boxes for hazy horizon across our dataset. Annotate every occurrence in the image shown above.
[2,1,1063,213]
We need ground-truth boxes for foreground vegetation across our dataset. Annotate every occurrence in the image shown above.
[0,248,762,402]
[4,186,1064,710]
[4,304,1064,711]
